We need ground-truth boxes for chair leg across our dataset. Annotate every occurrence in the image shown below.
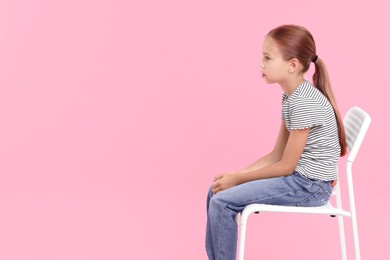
[346,163,361,260]
[238,214,248,260]
[337,215,347,260]
[351,213,361,260]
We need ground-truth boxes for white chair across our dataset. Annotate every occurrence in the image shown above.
[237,106,371,260]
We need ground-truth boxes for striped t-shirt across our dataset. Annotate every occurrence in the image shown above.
[281,80,340,181]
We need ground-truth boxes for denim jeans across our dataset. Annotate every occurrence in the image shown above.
[205,172,333,260]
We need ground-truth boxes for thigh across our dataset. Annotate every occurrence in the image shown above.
[212,174,303,209]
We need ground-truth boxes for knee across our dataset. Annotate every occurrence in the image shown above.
[207,185,213,196]
[207,186,216,207]
[208,193,240,222]
[208,195,220,213]
[209,191,226,209]
[207,186,232,210]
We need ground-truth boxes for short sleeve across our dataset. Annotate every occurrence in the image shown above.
[289,96,326,130]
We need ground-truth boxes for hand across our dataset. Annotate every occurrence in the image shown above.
[212,172,239,194]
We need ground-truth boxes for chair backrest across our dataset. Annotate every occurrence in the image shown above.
[343,107,371,163]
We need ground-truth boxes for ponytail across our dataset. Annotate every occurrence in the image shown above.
[313,58,347,156]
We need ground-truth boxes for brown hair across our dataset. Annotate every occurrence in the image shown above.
[267,25,347,156]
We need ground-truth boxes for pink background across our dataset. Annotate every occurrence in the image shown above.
[0,0,389,259]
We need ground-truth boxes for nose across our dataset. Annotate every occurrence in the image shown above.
[259,64,265,69]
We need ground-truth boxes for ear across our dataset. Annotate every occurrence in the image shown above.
[289,58,300,73]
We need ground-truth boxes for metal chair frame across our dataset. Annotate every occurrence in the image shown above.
[238,107,371,260]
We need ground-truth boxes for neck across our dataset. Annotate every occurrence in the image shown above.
[280,75,305,96]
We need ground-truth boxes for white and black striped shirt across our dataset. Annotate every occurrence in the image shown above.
[281,80,340,181]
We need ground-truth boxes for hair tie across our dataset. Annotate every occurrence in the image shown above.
[312,55,318,63]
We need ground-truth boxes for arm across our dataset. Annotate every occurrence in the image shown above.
[238,120,290,173]
[212,124,310,193]
[236,127,309,182]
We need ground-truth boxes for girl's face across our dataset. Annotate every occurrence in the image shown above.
[260,36,290,84]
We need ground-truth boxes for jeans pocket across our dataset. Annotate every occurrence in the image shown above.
[292,172,314,190]
[296,186,331,207]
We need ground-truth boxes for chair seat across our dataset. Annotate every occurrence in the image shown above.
[240,202,351,224]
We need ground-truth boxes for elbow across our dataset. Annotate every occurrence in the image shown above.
[284,168,295,176]
[279,162,296,176]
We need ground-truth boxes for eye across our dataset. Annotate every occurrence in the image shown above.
[264,56,270,61]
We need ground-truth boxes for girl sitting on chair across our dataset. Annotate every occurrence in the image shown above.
[205,24,346,260]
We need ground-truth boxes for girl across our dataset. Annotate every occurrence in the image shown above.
[205,24,347,260]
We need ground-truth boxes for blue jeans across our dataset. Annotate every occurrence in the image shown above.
[205,172,333,260]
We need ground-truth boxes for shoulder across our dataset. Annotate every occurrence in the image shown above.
[290,81,327,108]
[293,81,319,99]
